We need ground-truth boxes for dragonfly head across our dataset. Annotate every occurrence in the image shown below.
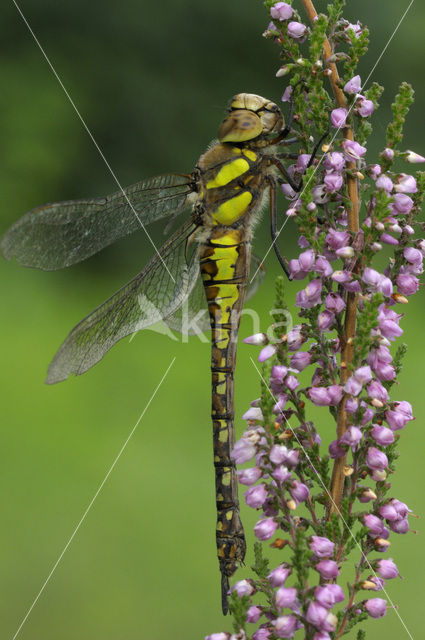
[218,93,283,143]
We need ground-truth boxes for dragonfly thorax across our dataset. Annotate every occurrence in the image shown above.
[218,93,283,143]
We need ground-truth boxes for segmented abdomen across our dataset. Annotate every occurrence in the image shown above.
[199,226,250,613]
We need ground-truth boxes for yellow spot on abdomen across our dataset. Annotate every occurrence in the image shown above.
[206,158,249,189]
[219,429,229,443]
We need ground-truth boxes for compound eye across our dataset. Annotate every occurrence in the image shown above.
[259,109,283,134]
[218,110,263,143]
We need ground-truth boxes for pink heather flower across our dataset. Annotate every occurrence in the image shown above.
[289,481,310,504]
[344,376,362,396]
[362,267,393,297]
[392,193,414,214]
[254,517,278,540]
[295,278,323,309]
[252,629,272,640]
[308,385,343,407]
[290,351,311,371]
[358,98,374,117]
[273,394,289,414]
[370,424,395,446]
[314,256,333,276]
[325,294,345,317]
[232,438,256,464]
[345,20,363,36]
[369,163,382,178]
[389,518,409,534]
[330,107,348,128]
[258,344,277,362]
[244,484,268,509]
[326,229,351,250]
[315,559,340,579]
[306,602,328,629]
[342,139,367,161]
[205,633,230,640]
[298,248,315,271]
[328,385,344,405]
[243,332,267,345]
[395,173,417,193]
[313,633,331,640]
[367,345,395,381]
[276,586,298,609]
[242,407,264,422]
[355,365,373,384]
[238,466,262,485]
[396,273,419,295]
[404,246,423,266]
[340,426,363,448]
[268,565,291,587]
[324,172,343,192]
[272,465,292,484]
[364,598,387,618]
[313,184,330,204]
[285,375,300,391]
[382,147,394,160]
[363,514,385,536]
[406,149,425,163]
[376,174,393,192]
[318,310,335,331]
[335,245,354,259]
[380,232,398,246]
[270,444,290,465]
[286,325,304,350]
[296,153,311,172]
[247,606,262,623]
[270,2,293,21]
[232,579,255,597]
[359,488,377,503]
[272,615,298,638]
[366,447,388,471]
[271,365,289,384]
[329,439,346,458]
[323,152,345,172]
[344,74,362,94]
[315,584,345,607]
[376,558,399,579]
[385,401,414,431]
[309,536,335,558]
[281,87,292,103]
[287,21,307,39]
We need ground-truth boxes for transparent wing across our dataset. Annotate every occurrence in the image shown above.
[46,219,199,384]
[164,252,266,335]
[1,174,193,270]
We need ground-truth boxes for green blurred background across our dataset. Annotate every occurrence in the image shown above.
[0,1,423,638]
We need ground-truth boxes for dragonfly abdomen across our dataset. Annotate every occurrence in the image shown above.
[200,227,250,613]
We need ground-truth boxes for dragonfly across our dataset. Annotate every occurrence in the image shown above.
[1,89,324,613]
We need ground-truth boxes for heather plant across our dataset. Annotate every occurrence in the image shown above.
[206,1,423,638]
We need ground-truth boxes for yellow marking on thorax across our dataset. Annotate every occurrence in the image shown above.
[243,149,257,162]
[206,158,249,189]
[212,191,253,225]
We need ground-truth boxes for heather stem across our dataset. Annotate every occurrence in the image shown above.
[301,0,360,515]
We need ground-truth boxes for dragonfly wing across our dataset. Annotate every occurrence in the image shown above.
[1,174,193,270]
[46,219,199,384]
[164,251,266,335]
[246,252,266,302]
